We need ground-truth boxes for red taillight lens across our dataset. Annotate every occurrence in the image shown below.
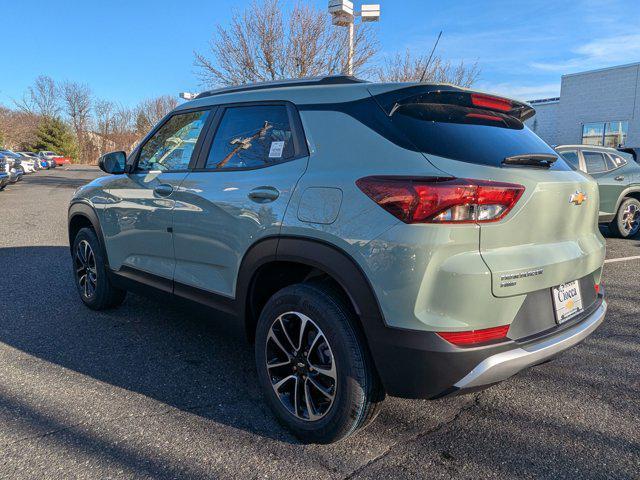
[356,177,524,224]
[471,93,513,112]
[437,325,510,346]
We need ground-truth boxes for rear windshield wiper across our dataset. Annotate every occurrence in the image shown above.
[502,154,557,169]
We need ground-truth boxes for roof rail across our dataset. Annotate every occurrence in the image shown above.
[195,75,368,99]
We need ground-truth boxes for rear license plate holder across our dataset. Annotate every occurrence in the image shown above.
[552,280,583,324]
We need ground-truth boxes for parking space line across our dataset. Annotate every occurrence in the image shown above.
[604,255,640,264]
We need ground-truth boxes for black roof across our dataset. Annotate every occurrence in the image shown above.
[195,75,368,99]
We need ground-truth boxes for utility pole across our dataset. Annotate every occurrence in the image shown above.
[328,1,381,76]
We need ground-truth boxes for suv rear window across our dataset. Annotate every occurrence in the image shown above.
[389,103,562,169]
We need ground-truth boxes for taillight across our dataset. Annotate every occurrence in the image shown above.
[437,325,510,346]
[471,93,512,112]
[356,177,524,224]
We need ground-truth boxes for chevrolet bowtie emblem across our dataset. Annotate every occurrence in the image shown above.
[570,191,587,205]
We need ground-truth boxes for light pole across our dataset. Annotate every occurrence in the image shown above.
[328,1,380,76]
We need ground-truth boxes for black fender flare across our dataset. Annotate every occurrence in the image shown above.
[235,235,389,359]
[236,235,386,326]
[68,201,109,266]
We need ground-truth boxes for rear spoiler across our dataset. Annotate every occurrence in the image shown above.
[379,87,535,122]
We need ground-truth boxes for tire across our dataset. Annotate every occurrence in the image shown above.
[609,197,640,238]
[72,227,126,310]
[255,282,384,444]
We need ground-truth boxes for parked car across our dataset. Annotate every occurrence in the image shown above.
[18,152,45,169]
[0,156,9,190]
[3,150,37,173]
[69,76,607,444]
[38,151,57,168]
[52,155,71,166]
[556,145,640,238]
[0,152,24,183]
[0,150,35,174]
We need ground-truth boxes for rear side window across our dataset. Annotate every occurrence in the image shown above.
[607,153,628,168]
[389,104,562,169]
[559,150,580,169]
[206,105,295,169]
[582,151,608,174]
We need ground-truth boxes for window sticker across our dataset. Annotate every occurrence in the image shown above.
[269,141,285,159]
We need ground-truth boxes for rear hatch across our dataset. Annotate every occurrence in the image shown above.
[369,85,605,298]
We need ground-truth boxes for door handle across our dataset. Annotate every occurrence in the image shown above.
[154,184,174,197]
[615,175,625,181]
[248,186,280,203]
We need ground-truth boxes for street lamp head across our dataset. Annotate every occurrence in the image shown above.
[328,0,354,26]
[360,4,381,22]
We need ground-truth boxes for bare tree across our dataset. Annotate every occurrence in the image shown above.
[134,95,178,134]
[62,81,92,136]
[0,106,40,150]
[111,105,139,151]
[93,99,116,154]
[376,50,480,87]
[15,75,60,118]
[194,0,378,87]
[61,81,92,162]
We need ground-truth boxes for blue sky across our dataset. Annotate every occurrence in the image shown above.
[2,0,639,106]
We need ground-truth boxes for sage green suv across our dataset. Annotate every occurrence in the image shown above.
[68,77,607,443]
[556,145,640,238]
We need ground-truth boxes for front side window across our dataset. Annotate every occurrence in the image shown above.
[137,110,210,172]
[205,105,294,169]
[583,151,608,174]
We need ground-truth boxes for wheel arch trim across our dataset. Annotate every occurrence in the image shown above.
[68,201,109,267]
[236,235,388,336]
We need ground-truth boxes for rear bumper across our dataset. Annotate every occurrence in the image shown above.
[453,299,606,390]
[367,297,606,399]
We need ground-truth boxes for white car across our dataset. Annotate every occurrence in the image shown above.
[0,150,34,174]
[18,152,43,170]
[16,155,37,173]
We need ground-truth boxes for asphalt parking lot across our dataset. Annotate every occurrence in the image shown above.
[0,167,638,479]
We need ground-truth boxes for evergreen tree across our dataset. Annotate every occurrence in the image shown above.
[30,117,78,160]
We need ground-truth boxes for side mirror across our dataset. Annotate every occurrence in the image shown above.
[98,151,127,174]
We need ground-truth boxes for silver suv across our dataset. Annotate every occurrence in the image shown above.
[69,76,606,443]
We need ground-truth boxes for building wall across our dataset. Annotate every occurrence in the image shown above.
[556,63,640,147]
[525,101,559,146]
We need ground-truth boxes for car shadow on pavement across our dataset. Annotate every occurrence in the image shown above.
[0,246,295,444]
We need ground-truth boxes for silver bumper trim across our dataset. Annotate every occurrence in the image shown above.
[454,300,607,390]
